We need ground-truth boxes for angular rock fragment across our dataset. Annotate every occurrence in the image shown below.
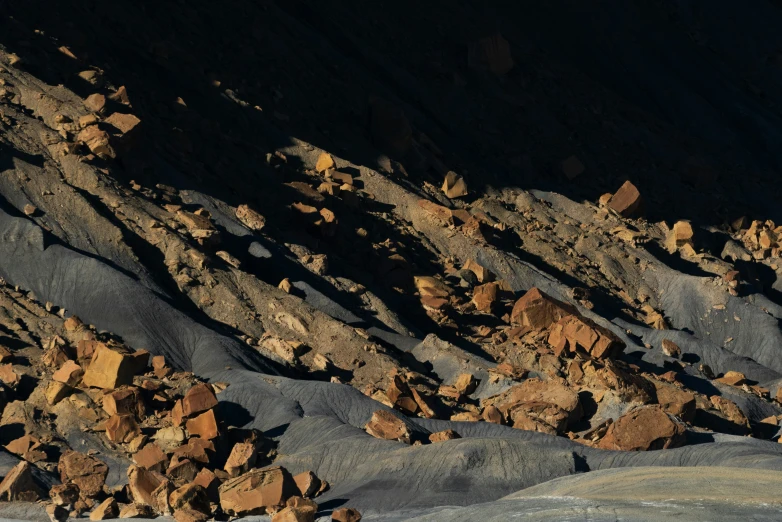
[84,93,106,114]
[454,373,478,395]
[119,503,155,518]
[332,507,362,522]
[364,410,411,443]
[316,153,335,173]
[218,466,297,516]
[225,441,257,477]
[417,199,454,225]
[0,461,41,501]
[182,383,218,416]
[127,464,167,506]
[82,344,145,389]
[103,387,145,417]
[236,204,266,231]
[6,434,47,462]
[59,451,108,498]
[548,315,625,359]
[105,414,141,443]
[510,287,576,329]
[661,339,681,358]
[186,409,219,439]
[77,126,115,158]
[441,171,468,198]
[607,180,643,218]
[52,359,84,386]
[716,371,747,386]
[134,443,169,473]
[50,483,80,506]
[293,471,322,498]
[472,282,498,313]
[597,405,685,451]
[89,498,119,521]
[428,429,461,442]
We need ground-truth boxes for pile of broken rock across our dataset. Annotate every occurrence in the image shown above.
[0,315,361,522]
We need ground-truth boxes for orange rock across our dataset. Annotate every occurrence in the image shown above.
[417,199,454,225]
[235,204,266,232]
[182,383,218,417]
[608,180,643,218]
[463,259,494,283]
[82,344,143,389]
[716,371,747,386]
[49,483,80,506]
[5,435,47,463]
[661,339,682,358]
[0,461,40,501]
[127,464,167,506]
[441,171,468,198]
[76,126,115,158]
[172,437,214,465]
[510,287,577,329]
[218,466,298,516]
[104,112,141,135]
[293,471,322,498]
[315,153,335,173]
[482,404,503,424]
[332,507,362,522]
[364,410,411,443]
[58,451,108,498]
[186,409,219,439]
[548,315,625,360]
[102,386,145,417]
[428,429,461,442]
[84,93,106,113]
[105,414,141,443]
[472,282,499,313]
[454,373,478,395]
[224,442,257,477]
[0,363,20,387]
[597,405,685,451]
[52,360,84,386]
[134,443,169,473]
[168,458,199,486]
[89,498,118,520]
[193,468,221,502]
[273,506,315,522]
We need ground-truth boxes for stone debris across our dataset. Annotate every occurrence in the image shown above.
[365,410,412,443]
[236,204,266,231]
[661,339,682,358]
[0,461,41,501]
[597,405,686,451]
[442,171,468,198]
[332,507,363,522]
[607,180,643,218]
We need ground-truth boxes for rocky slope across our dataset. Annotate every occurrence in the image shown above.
[2,0,782,520]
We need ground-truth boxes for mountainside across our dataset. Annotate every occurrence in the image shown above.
[2,1,782,520]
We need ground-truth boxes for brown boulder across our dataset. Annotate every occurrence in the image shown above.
[548,315,625,359]
[89,497,118,520]
[127,464,167,506]
[76,126,115,158]
[273,506,315,522]
[661,339,682,358]
[510,288,576,329]
[168,458,199,486]
[105,414,140,443]
[293,471,322,498]
[0,461,41,501]
[490,378,582,431]
[58,451,108,498]
[186,409,219,439]
[134,443,169,473]
[82,344,143,389]
[193,468,220,502]
[454,373,478,396]
[104,112,140,135]
[169,483,210,514]
[597,405,685,451]
[235,204,266,232]
[52,360,84,386]
[5,434,47,463]
[225,442,257,477]
[428,429,461,443]
[103,387,145,418]
[332,507,362,522]
[49,483,80,506]
[653,381,696,422]
[172,437,214,465]
[218,466,297,516]
[441,171,468,199]
[119,503,155,518]
[364,410,411,443]
[182,383,218,417]
[472,282,499,313]
[716,371,747,386]
[607,180,643,218]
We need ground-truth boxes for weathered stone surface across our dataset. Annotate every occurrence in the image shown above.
[716,371,747,386]
[332,507,363,522]
[103,387,145,417]
[218,466,297,516]
[172,437,214,465]
[169,483,210,514]
[186,409,219,439]
[548,315,625,359]
[59,451,109,498]
[510,287,577,329]
[89,497,118,520]
[365,410,411,443]
[182,383,218,417]
[441,171,468,198]
[597,405,686,451]
[607,180,643,218]
[0,461,41,501]
[6,434,47,462]
[225,442,257,477]
[82,344,140,389]
[104,112,141,135]
[454,373,478,395]
[273,506,315,522]
[134,443,169,473]
[49,483,80,506]
[106,414,141,443]
[661,339,682,358]
[428,429,461,443]
[127,464,167,506]
[236,204,266,231]
[487,378,582,433]
[472,282,499,313]
[315,153,335,173]
[119,502,155,518]
[52,359,83,386]
[293,471,321,498]
[168,458,199,486]
[653,381,696,422]
[77,126,115,158]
